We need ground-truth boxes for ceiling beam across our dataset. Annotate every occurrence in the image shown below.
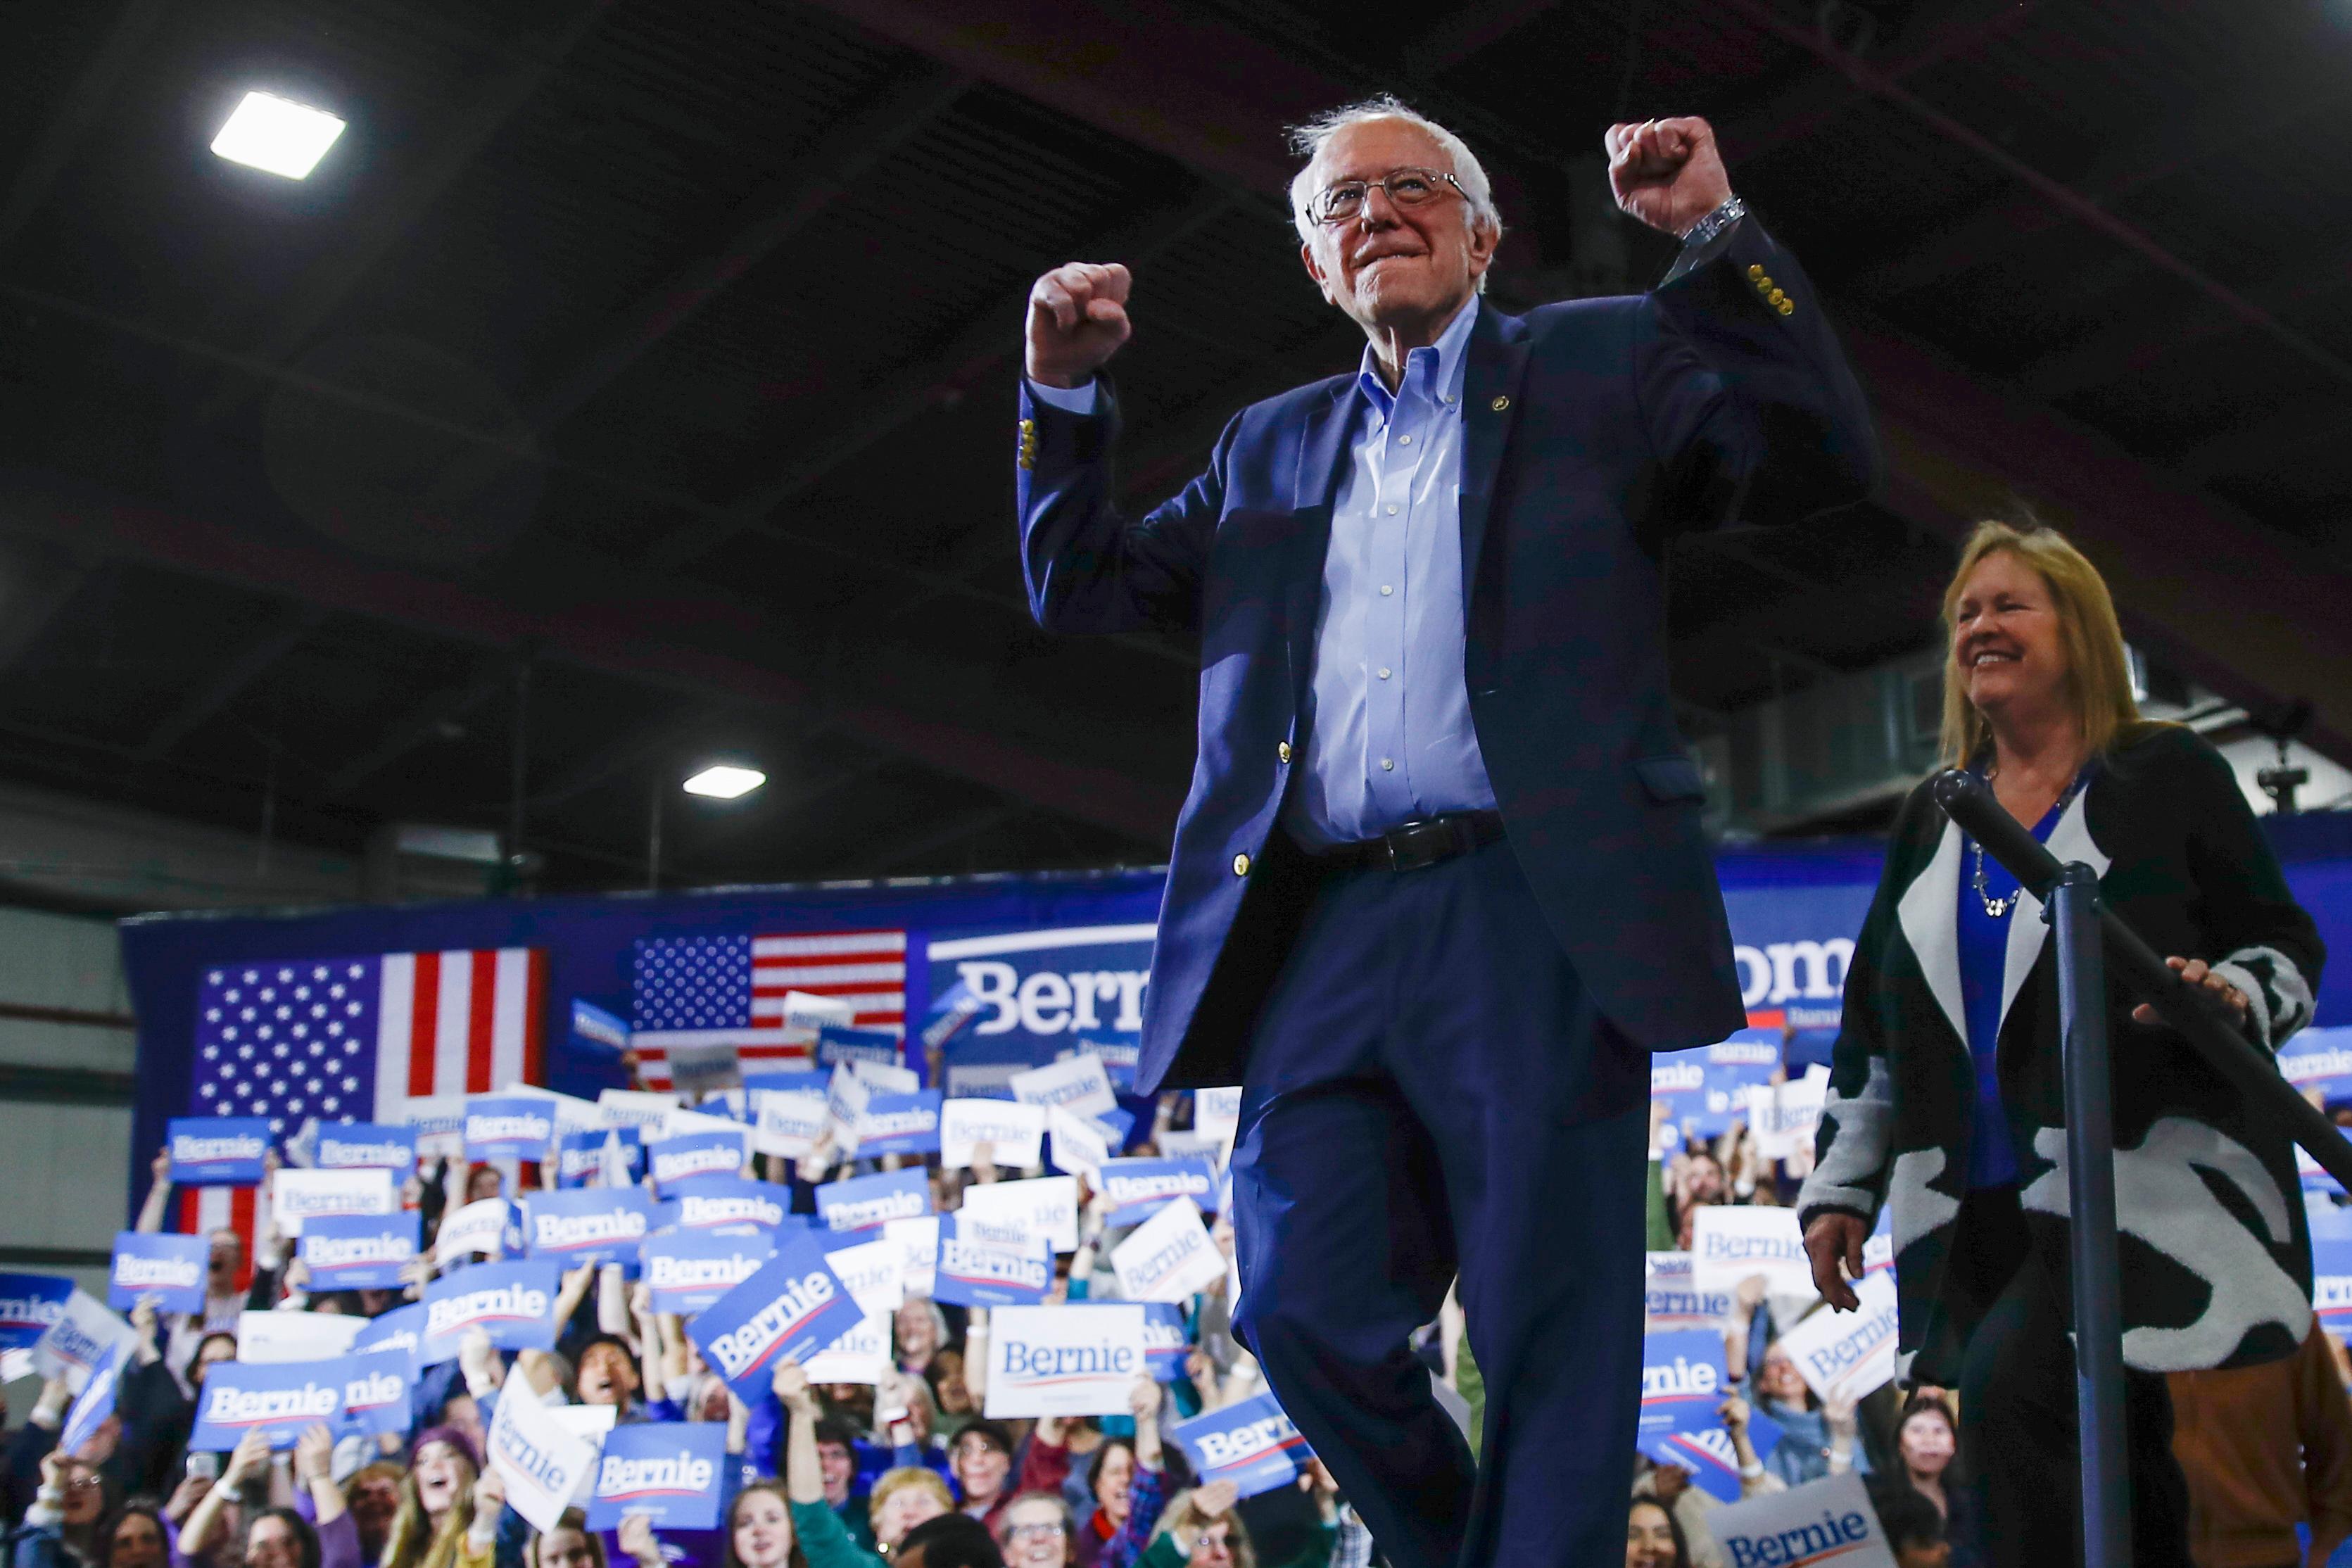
[860,799,1028,875]
[0,469,1188,839]
[133,603,330,764]
[193,0,618,426]
[0,0,170,255]
[2177,400,2352,487]
[325,653,521,797]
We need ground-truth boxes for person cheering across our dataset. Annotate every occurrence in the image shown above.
[1798,520,2324,1567]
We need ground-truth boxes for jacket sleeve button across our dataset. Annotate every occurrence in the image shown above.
[1277,741,1292,764]
[1233,853,1252,877]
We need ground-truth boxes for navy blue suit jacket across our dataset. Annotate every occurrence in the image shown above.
[1018,222,1880,1094]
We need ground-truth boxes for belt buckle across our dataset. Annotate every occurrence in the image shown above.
[1384,818,1448,872]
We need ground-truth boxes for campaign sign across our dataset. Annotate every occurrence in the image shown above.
[488,1377,602,1534]
[983,1303,1146,1419]
[940,1099,1046,1169]
[1644,1253,1733,1332]
[238,1309,364,1365]
[465,1097,557,1163]
[423,1260,562,1362]
[1192,1087,1243,1144]
[586,1422,728,1531]
[337,1357,413,1439]
[858,1091,943,1160]
[60,1342,122,1455]
[170,1117,272,1186]
[959,1175,1081,1254]
[1690,1206,1815,1297]
[823,1067,870,1155]
[1654,1030,1780,1139]
[1705,1473,1897,1568]
[750,1085,828,1159]
[352,1302,426,1377]
[108,1232,208,1313]
[272,1167,396,1237]
[804,1236,904,1384]
[932,1215,1052,1308]
[572,999,632,1058]
[643,1232,776,1315]
[598,1089,682,1134]
[299,1213,421,1291]
[1011,1054,1120,1120]
[1755,1068,1829,1162]
[1099,1158,1220,1229]
[524,1189,657,1267]
[2316,1238,2352,1340]
[556,1128,643,1189]
[1170,1391,1310,1500]
[402,1095,469,1158]
[315,1123,418,1171]
[814,1168,932,1233]
[928,923,1154,1098]
[817,1025,910,1077]
[684,1231,867,1401]
[1111,1196,1226,1303]
[2282,1026,2352,1106]
[1653,1409,1788,1505]
[647,1127,750,1189]
[436,1197,513,1264]
[190,1358,348,1450]
[1137,1302,1189,1383]
[885,1216,940,1298]
[0,1272,74,1351]
[34,1289,134,1393]
[1048,1105,1111,1182]
[1777,1273,1900,1405]
[1636,1329,1726,1465]
[848,1058,918,1094]
[664,1177,798,1237]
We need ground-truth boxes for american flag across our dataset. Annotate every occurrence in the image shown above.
[629,929,906,1088]
[179,950,547,1241]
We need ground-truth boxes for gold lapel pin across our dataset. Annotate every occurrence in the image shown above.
[1491,394,1510,412]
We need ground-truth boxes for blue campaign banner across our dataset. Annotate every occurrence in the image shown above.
[422,1260,562,1362]
[60,1342,122,1454]
[169,1116,272,1186]
[464,1097,557,1162]
[1138,1301,1188,1383]
[315,1123,417,1171]
[1637,1329,1728,1468]
[300,1213,421,1290]
[555,1127,645,1189]
[108,1232,208,1313]
[925,923,1156,1099]
[2316,1237,2352,1341]
[189,1359,348,1450]
[1651,1403,1785,1503]
[643,1232,777,1315]
[571,999,632,1061]
[662,1177,797,1237]
[684,1231,867,1400]
[1652,1030,1781,1140]
[523,1189,657,1268]
[337,1355,412,1439]
[2281,1027,2352,1108]
[931,1215,1051,1308]
[814,1168,931,1232]
[859,1091,943,1159]
[0,1272,74,1351]
[1099,1157,1220,1228]
[647,1128,750,1189]
[586,1422,729,1531]
[816,1026,913,1080]
[1169,1392,1310,1499]
[1716,854,1878,1032]
[741,1068,828,1098]
[352,1301,426,1377]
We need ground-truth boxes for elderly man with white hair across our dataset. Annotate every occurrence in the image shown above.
[1015,100,1878,1566]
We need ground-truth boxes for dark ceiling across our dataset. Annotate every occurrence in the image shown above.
[0,0,2345,894]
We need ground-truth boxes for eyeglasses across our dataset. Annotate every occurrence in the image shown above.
[1305,167,1465,226]
[1008,1524,1067,1542]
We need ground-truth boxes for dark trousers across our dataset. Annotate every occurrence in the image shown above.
[1947,1186,2193,1568]
[1227,835,1652,1568]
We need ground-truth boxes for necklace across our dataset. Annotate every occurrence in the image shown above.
[1968,767,2087,918]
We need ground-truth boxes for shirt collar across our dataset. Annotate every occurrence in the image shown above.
[1353,295,1479,421]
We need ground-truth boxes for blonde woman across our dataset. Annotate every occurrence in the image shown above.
[1797,521,2323,1567]
[379,1428,481,1568]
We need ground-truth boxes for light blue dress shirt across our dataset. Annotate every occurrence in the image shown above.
[1030,294,1497,849]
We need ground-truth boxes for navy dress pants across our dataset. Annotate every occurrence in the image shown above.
[1228,833,1652,1568]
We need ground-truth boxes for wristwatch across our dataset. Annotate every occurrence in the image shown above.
[1679,194,1748,248]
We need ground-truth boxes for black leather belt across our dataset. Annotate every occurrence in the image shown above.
[1306,809,1507,873]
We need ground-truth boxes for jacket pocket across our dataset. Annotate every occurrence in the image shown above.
[1631,754,1706,803]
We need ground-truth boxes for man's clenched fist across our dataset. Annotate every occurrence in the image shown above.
[1026,261,1132,388]
[1604,117,1733,239]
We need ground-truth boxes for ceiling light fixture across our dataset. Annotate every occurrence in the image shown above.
[682,764,766,799]
[211,90,346,179]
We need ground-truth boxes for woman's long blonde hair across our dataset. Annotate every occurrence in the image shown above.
[1937,519,2144,768]
[380,1450,476,1568]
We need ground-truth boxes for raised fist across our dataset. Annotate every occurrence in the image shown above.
[1604,118,1733,239]
[1025,263,1132,389]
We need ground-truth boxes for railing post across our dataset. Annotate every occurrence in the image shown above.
[2051,861,2132,1568]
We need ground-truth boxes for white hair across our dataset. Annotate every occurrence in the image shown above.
[1285,95,1505,255]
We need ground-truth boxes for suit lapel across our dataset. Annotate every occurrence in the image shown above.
[1287,380,1357,708]
[1998,788,2109,1035]
[1457,305,1531,604]
[1897,818,1968,1050]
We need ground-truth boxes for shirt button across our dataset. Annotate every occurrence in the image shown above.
[1385,505,1398,516]
[1379,584,1393,596]
[1396,434,1411,445]
[1377,667,1392,680]
[1232,853,1251,877]
[1380,758,1395,772]
[1277,741,1292,764]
